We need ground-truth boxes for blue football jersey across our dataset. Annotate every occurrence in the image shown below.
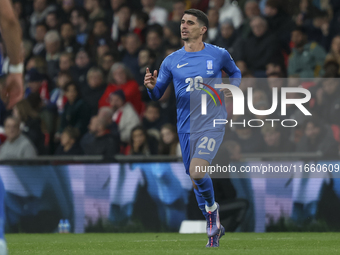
[148,43,241,133]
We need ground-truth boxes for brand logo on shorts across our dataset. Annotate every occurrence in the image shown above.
[198,150,210,155]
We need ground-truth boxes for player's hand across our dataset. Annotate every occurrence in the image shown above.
[219,88,233,98]
[144,67,157,90]
[1,73,23,109]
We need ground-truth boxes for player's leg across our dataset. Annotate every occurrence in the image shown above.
[0,177,7,255]
[191,179,207,219]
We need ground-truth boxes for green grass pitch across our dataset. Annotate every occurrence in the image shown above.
[6,233,340,255]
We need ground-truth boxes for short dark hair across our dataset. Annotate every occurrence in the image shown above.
[184,9,209,28]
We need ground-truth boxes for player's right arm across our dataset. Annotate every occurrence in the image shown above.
[144,57,173,101]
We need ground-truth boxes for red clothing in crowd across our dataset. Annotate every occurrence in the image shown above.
[98,80,143,115]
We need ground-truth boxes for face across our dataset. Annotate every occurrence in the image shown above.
[101,55,115,71]
[109,94,124,111]
[173,2,186,17]
[146,31,162,50]
[322,79,338,95]
[93,21,107,36]
[46,13,58,29]
[144,106,160,122]
[62,0,75,12]
[111,0,125,11]
[84,0,95,11]
[59,56,72,71]
[207,9,219,27]
[70,10,79,27]
[212,0,225,9]
[75,51,90,68]
[264,6,277,17]
[161,127,175,144]
[250,18,267,37]
[112,67,127,85]
[35,25,47,42]
[305,122,320,140]
[61,24,74,40]
[45,41,60,55]
[245,2,260,19]
[331,36,340,54]
[60,132,74,146]
[118,7,131,23]
[34,0,46,12]
[291,30,306,48]
[88,116,98,133]
[220,23,234,39]
[65,84,78,103]
[4,119,20,141]
[267,75,284,89]
[141,0,155,8]
[57,74,71,89]
[138,50,150,66]
[28,81,42,93]
[125,35,140,55]
[87,71,103,88]
[181,14,205,41]
[263,131,280,146]
[266,63,281,75]
[132,129,146,146]
[97,45,110,60]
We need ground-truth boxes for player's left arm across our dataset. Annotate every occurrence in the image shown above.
[0,0,24,109]
[220,49,242,98]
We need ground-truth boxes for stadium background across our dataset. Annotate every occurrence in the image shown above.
[0,0,340,235]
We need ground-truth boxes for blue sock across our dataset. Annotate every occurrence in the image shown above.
[194,188,208,219]
[193,174,215,207]
[0,178,4,239]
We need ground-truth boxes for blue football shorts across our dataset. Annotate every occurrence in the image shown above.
[178,130,225,175]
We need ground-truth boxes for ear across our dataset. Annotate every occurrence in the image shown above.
[201,26,207,35]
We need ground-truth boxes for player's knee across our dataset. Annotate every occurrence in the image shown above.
[189,165,205,180]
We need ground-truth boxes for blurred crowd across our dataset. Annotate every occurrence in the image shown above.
[0,0,339,160]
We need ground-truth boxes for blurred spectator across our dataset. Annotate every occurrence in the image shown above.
[303,10,331,51]
[136,48,156,96]
[158,84,177,126]
[189,0,209,13]
[146,28,164,68]
[229,116,266,153]
[13,99,46,155]
[266,61,285,76]
[97,107,120,141]
[73,49,92,86]
[25,68,45,97]
[234,16,282,77]
[32,23,47,56]
[170,0,186,22]
[29,0,56,39]
[296,117,338,158]
[163,21,181,49]
[111,5,131,43]
[295,0,320,27]
[0,117,37,160]
[213,19,238,54]
[99,52,116,79]
[25,56,47,75]
[110,90,140,144]
[99,63,143,114]
[84,0,106,26]
[129,125,158,155]
[264,0,295,53]
[223,140,242,161]
[261,122,295,153]
[59,52,74,72]
[59,82,91,136]
[311,76,340,126]
[132,11,149,43]
[141,0,168,25]
[60,21,81,54]
[49,71,72,114]
[206,8,220,43]
[122,33,142,79]
[288,27,326,78]
[45,11,59,30]
[70,7,90,46]
[80,115,97,151]
[83,118,120,158]
[239,0,260,39]
[82,67,106,115]
[44,30,62,79]
[54,126,83,155]
[159,124,181,156]
[142,101,163,131]
[325,35,340,75]
[60,0,75,21]
[211,0,243,29]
